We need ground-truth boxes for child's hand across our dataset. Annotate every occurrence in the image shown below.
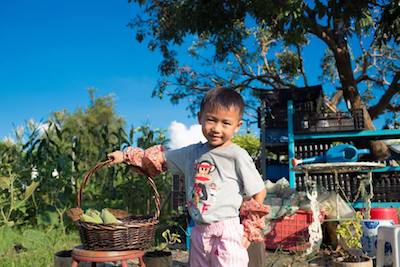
[107,151,124,165]
[242,235,251,249]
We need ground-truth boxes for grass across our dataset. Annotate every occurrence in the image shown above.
[0,226,80,267]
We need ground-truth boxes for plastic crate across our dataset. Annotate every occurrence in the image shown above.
[295,109,364,133]
[295,172,362,202]
[295,171,400,203]
[172,175,186,210]
[265,210,322,251]
[260,108,364,133]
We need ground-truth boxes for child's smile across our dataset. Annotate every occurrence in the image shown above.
[198,106,242,148]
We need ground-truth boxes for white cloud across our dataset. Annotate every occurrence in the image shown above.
[27,119,49,135]
[32,121,49,135]
[4,120,50,142]
[168,121,206,149]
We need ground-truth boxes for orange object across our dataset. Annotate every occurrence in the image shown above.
[71,246,145,267]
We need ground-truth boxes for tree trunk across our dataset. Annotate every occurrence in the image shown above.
[359,107,390,160]
[335,42,390,160]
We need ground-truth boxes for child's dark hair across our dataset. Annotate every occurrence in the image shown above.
[200,88,245,117]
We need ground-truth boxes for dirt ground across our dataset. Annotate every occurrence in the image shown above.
[169,249,355,267]
[168,249,331,267]
[90,248,346,267]
[65,243,365,267]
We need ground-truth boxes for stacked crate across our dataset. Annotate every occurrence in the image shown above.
[172,175,186,210]
[256,86,400,202]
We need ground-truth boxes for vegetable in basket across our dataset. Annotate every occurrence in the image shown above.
[87,209,103,223]
[78,208,122,224]
[101,208,122,224]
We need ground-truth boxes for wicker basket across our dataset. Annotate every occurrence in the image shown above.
[75,160,161,251]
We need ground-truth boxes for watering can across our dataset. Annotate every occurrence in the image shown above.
[292,144,370,166]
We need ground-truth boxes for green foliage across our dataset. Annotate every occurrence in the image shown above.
[0,89,173,229]
[0,168,39,227]
[374,1,400,45]
[155,229,182,251]
[276,50,301,81]
[232,133,260,159]
[336,212,363,251]
[0,226,80,266]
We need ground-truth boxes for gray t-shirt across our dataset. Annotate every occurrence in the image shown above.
[164,142,264,224]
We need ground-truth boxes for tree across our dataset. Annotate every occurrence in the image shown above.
[129,0,400,159]
[232,134,260,160]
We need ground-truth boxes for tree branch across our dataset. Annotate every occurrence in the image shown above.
[356,73,388,86]
[295,44,308,86]
[386,105,400,113]
[304,5,337,51]
[368,72,400,119]
[330,89,343,106]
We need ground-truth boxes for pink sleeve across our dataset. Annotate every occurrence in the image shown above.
[123,147,145,167]
[142,145,168,177]
[123,145,167,177]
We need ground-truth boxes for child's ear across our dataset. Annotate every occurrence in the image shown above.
[235,120,243,133]
[197,112,202,124]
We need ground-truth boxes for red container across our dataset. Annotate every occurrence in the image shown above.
[370,208,399,224]
[264,210,323,251]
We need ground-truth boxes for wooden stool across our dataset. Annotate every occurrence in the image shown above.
[71,246,145,267]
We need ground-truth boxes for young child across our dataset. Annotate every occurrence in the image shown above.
[108,88,268,267]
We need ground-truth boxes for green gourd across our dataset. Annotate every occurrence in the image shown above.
[80,214,103,224]
[101,208,121,224]
[86,209,103,223]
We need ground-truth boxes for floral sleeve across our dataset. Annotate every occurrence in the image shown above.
[240,198,269,242]
[123,145,167,177]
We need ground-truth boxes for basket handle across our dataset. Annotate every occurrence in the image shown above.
[77,159,161,219]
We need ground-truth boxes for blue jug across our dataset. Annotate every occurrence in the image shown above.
[292,144,370,166]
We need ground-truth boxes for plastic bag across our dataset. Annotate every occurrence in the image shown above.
[318,191,354,219]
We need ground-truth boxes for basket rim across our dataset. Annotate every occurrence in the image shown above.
[75,217,159,230]
[76,159,161,219]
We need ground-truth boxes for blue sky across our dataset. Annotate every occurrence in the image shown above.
[0,0,388,140]
[0,0,198,139]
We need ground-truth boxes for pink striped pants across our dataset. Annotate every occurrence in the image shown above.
[189,217,249,267]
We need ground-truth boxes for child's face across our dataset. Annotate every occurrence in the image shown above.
[198,105,242,148]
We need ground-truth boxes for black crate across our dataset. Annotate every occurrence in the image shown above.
[296,172,362,202]
[265,110,289,129]
[255,86,323,111]
[260,107,364,133]
[295,109,364,133]
[295,171,400,202]
[373,172,400,202]
[258,106,316,129]
[353,109,365,129]
[256,86,324,129]
[172,175,186,210]
[295,142,335,159]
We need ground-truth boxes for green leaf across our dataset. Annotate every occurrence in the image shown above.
[36,210,59,226]
[162,229,171,242]
[24,181,39,200]
[0,177,11,190]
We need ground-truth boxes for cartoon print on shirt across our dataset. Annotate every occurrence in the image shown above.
[190,160,218,215]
